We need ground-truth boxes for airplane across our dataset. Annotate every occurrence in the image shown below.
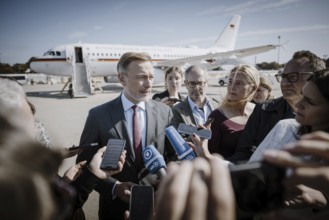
[30,15,278,97]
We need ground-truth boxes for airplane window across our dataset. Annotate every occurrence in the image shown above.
[101,53,104,56]
[56,51,61,56]
[43,50,51,56]
[92,53,95,56]
[50,51,55,56]
[97,53,99,56]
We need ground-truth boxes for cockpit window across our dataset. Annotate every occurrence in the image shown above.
[43,50,51,56]
[43,50,59,56]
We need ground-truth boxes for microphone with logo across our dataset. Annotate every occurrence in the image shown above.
[142,145,167,179]
[165,126,196,161]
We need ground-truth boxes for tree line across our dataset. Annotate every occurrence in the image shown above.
[0,57,36,73]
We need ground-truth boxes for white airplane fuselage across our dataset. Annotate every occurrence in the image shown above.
[30,44,212,83]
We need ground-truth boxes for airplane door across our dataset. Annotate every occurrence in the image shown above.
[75,47,83,63]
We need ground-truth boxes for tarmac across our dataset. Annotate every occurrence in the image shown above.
[23,76,281,220]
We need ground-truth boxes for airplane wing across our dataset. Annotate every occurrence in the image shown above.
[154,44,279,67]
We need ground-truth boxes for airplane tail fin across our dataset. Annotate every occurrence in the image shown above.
[211,15,241,51]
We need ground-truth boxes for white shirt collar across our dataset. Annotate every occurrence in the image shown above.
[187,96,209,110]
[121,93,146,111]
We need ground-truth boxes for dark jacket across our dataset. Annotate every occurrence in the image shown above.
[228,96,295,163]
[152,90,185,102]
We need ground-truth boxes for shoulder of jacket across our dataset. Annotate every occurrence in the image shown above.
[261,96,286,111]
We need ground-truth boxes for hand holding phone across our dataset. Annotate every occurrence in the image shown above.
[203,117,214,127]
[168,97,181,103]
[100,139,126,170]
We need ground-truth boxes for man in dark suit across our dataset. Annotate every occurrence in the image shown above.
[171,65,216,128]
[76,52,175,220]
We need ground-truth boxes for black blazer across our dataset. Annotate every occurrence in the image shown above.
[152,90,185,102]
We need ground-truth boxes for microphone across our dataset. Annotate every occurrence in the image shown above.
[165,126,196,161]
[142,145,167,179]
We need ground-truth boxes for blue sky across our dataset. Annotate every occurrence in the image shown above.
[1,0,328,65]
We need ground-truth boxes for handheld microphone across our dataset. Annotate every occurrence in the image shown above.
[142,145,167,179]
[165,126,196,161]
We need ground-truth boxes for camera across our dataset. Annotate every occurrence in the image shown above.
[229,161,285,213]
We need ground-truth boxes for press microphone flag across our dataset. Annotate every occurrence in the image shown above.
[165,126,196,161]
[142,145,166,179]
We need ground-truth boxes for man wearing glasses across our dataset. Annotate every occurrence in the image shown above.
[228,50,326,163]
[171,65,216,128]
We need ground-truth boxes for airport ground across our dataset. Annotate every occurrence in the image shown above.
[24,75,281,220]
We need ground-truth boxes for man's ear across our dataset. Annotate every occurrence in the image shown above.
[118,74,126,86]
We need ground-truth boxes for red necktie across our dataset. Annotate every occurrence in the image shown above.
[132,105,142,166]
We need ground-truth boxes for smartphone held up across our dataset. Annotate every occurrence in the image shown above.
[100,139,126,170]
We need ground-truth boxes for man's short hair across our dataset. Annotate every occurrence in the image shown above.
[292,50,326,72]
[117,52,152,75]
[184,65,208,80]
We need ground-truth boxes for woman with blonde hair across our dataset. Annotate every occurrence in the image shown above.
[208,64,260,158]
[252,75,273,103]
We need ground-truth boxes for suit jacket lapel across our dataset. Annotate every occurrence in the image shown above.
[182,98,197,125]
[145,101,156,146]
[108,97,125,138]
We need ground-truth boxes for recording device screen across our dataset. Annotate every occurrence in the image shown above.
[129,185,154,220]
[177,123,212,140]
[229,161,285,213]
[100,139,126,170]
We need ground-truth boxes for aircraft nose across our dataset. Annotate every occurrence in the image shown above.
[29,59,42,73]
[29,60,36,70]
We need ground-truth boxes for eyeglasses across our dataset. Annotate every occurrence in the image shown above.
[186,81,206,87]
[274,72,313,83]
